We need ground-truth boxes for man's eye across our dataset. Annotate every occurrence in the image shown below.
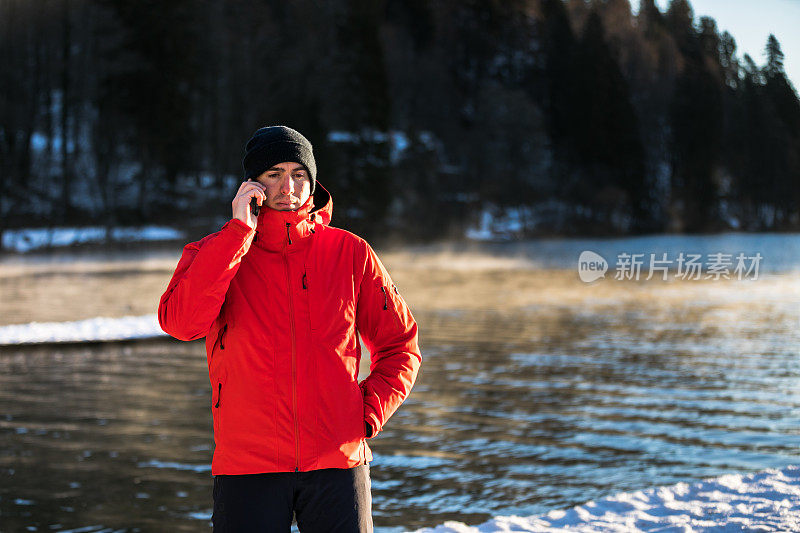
[268,174,280,179]
[293,174,307,180]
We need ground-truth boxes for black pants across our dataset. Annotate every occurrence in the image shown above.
[212,465,373,533]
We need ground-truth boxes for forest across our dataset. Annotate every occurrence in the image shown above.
[1,0,799,242]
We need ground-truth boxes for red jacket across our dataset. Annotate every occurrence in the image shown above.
[158,186,421,474]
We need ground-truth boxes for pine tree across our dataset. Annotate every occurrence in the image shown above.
[719,31,739,89]
[572,9,650,231]
[667,4,723,232]
[764,34,784,78]
[96,0,202,218]
[327,0,393,235]
[761,35,800,226]
[637,0,663,38]
[665,0,693,50]
[539,0,579,161]
[763,35,800,132]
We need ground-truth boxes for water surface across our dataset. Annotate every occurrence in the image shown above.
[2,235,799,531]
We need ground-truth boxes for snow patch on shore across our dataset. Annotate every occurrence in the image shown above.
[0,314,166,345]
[2,226,183,253]
[414,465,800,532]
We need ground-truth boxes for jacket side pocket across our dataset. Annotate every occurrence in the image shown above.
[210,325,226,437]
[209,323,228,364]
[217,323,228,351]
[213,381,223,438]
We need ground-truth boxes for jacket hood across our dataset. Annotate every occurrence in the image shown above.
[309,181,332,226]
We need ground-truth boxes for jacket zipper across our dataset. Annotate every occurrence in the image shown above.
[284,247,300,472]
[381,286,388,310]
[214,382,221,408]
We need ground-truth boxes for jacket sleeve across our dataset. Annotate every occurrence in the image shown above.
[158,218,255,341]
[356,241,421,438]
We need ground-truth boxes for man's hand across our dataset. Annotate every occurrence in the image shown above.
[232,179,267,229]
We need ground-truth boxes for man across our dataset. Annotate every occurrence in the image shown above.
[158,125,421,532]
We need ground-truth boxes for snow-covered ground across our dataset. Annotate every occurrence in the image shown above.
[2,225,184,253]
[0,314,165,345]
[2,315,799,531]
[414,466,800,533]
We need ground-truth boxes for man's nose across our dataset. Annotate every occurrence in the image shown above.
[280,175,294,195]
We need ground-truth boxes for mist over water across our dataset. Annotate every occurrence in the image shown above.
[1,234,799,532]
[403,231,800,274]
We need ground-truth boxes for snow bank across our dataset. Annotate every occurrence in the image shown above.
[0,314,166,345]
[2,225,184,253]
[414,465,800,532]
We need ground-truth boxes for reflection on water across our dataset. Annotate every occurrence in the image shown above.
[3,276,800,532]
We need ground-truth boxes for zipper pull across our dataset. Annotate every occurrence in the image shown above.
[381,286,388,310]
[285,222,292,245]
[214,382,221,408]
[302,273,307,290]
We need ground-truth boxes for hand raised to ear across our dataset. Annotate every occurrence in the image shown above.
[232,179,266,229]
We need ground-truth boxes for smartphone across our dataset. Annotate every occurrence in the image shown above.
[247,179,260,217]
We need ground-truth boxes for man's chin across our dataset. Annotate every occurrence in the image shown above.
[270,203,299,211]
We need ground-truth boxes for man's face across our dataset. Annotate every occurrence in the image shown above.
[255,162,311,211]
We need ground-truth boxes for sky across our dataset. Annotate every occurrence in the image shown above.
[648,0,800,88]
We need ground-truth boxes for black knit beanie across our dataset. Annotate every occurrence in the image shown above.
[242,125,317,194]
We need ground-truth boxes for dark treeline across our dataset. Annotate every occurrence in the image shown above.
[1,0,799,242]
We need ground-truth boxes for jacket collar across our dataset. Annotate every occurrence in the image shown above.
[252,182,333,252]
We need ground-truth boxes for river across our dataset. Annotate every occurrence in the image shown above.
[1,232,799,531]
